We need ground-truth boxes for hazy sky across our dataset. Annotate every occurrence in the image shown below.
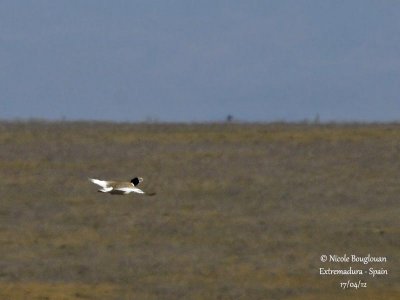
[1,1,400,122]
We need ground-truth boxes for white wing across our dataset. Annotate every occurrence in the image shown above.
[98,187,113,193]
[89,178,109,188]
[115,187,145,194]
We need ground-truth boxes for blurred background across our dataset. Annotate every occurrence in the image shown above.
[1,122,399,299]
[1,0,400,123]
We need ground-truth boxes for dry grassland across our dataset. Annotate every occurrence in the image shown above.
[0,121,399,299]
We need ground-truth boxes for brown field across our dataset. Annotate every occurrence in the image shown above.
[0,121,399,299]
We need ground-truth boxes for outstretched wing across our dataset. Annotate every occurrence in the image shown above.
[98,187,113,193]
[114,186,145,195]
[89,178,110,188]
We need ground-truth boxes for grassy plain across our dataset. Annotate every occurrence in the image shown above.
[0,121,399,299]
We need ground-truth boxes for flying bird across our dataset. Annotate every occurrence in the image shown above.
[89,177,155,196]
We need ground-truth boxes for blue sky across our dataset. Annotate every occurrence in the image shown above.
[1,1,400,122]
